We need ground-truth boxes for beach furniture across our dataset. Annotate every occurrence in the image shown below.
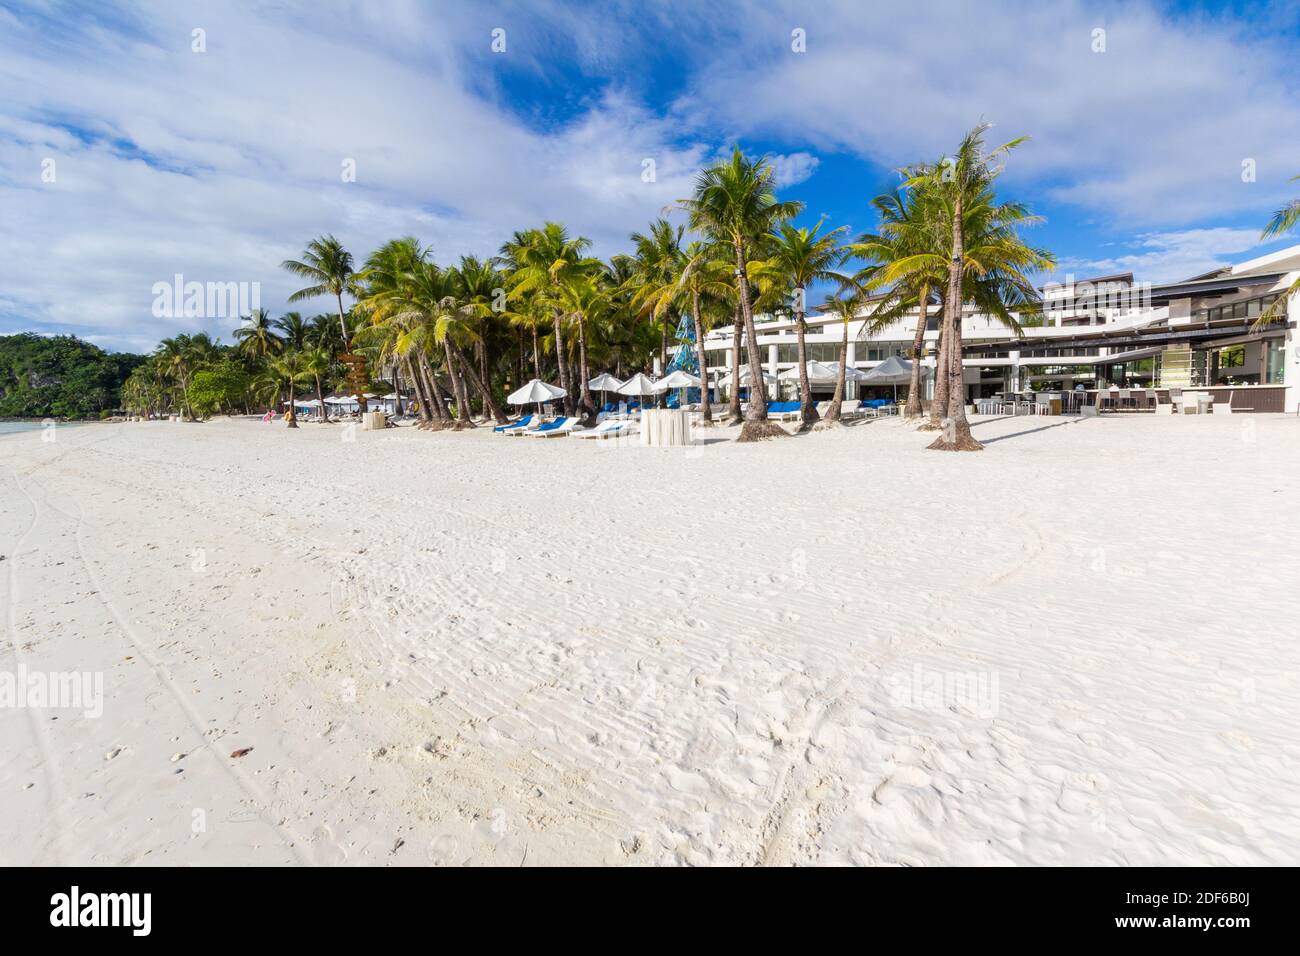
[523,416,576,438]
[494,414,534,433]
[573,419,634,440]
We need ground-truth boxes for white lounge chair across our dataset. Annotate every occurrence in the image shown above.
[523,416,577,437]
[573,419,636,440]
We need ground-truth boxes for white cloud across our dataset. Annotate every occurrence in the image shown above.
[669,0,1300,226]
[1,0,1297,351]
[1057,227,1269,283]
[768,151,820,187]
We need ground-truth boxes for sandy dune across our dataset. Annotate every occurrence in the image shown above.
[2,413,1297,865]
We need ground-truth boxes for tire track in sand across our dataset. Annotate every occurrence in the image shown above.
[7,428,314,865]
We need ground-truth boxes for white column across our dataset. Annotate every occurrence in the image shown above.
[1286,286,1300,413]
[846,340,856,399]
[767,343,779,398]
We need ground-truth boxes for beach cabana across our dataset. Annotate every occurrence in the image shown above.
[861,356,920,404]
[508,378,567,416]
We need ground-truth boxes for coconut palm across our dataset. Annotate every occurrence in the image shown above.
[850,178,948,424]
[501,224,602,418]
[233,308,284,362]
[282,235,367,411]
[752,219,850,427]
[156,332,218,421]
[302,347,334,422]
[678,147,802,441]
[900,126,1053,451]
[628,219,687,374]
[1254,174,1300,329]
[274,311,310,351]
[271,350,314,428]
[282,236,355,343]
[819,292,865,423]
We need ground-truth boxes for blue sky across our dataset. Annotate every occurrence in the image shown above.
[2,0,1299,352]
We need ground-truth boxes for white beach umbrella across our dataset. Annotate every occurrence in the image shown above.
[617,372,659,411]
[777,361,838,383]
[718,367,777,387]
[588,372,623,409]
[653,370,702,391]
[508,378,567,416]
[653,370,702,409]
[825,361,871,382]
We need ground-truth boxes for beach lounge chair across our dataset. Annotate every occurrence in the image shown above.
[523,416,576,438]
[841,399,863,418]
[573,419,635,440]
[494,414,534,434]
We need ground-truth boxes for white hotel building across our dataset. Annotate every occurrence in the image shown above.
[693,243,1300,413]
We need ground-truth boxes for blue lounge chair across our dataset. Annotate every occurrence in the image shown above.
[494,414,533,433]
[523,416,576,438]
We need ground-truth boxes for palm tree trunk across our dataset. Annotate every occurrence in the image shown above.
[552,310,576,416]
[418,353,449,421]
[659,322,668,373]
[923,301,949,432]
[453,342,508,424]
[315,374,329,423]
[691,291,712,425]
[406,357,432,423]
[531,326,542,379]
[442,340,474,426]
[286,379,298,428]
[392,362,403,417]
[728,305,743,421]
[336,292,366,414]
[930,191,981,451]
[825,317,849,422]
[794,301,818,428]
[575,313,596,425]
[904,287,929,420]
[735,246,784,441]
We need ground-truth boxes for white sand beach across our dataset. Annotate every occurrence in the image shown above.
[2,414,1298,866]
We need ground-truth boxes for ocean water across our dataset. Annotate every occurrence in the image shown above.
[0,421,79,436]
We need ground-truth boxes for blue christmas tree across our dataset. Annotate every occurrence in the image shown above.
[665,314,698,374]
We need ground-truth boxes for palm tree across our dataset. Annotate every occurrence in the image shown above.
[156,332,218,421]
[234,308,284,362]
[850,179,948,424]
[303,347,334,422]
[673,241,733,425]
[1254,174,1300,329]
[678,147,802,441]
[628,219,687,374]
[282,235,367,411]
[900,126,1053,451]
[556,270,616,424]
[502,224,602,418]
[271,350,313,428]
[819,292,865,423]
[752,219,849,427]
[274,311,310,351]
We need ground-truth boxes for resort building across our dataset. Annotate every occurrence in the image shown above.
[693,243,1300,413]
